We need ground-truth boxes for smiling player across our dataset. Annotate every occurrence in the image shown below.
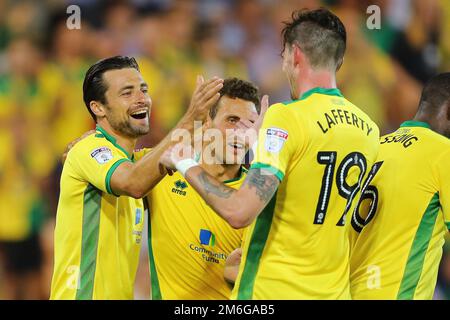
[50,56,222,299]
[145,78,264,299]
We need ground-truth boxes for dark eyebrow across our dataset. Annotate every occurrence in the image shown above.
[119,85,134,93]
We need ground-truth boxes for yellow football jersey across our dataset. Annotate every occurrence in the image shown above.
[50,125,144,300]
[350,121,450,300]
[232,87,380,300]
[146,168,247,300]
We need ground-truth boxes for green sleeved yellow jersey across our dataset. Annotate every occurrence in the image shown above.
[50,126,144,300]
[350,121,450,300]
[232,87,380,300]
[145,168,247,300]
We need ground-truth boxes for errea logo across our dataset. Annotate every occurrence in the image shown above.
[172,180,188,196]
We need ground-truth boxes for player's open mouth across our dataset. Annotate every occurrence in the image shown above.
[130,109,148,119]
[229,142,244,150]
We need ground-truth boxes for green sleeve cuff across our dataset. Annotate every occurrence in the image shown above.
[446,222,450,230]
[105,158,131,196]
[250,162,285,182]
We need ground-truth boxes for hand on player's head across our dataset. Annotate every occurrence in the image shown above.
[234,94,269,148]
[186,75,224,122]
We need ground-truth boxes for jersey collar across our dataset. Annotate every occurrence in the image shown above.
[299,87,343,101]
[223,166,248,184]
[400,121,431,129]
[95,125,134,160]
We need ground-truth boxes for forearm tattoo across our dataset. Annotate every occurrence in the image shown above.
[244,168,279,203]
[198,171,235,198]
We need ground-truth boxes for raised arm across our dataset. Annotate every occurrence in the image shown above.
[183,164,279,228]
[110,77,224,198]
[158,96,279,227]
[64,76,223,198]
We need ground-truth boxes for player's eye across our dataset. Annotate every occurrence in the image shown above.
[141,88,148,94]
[228,117,238,124]
[122,91,132,97]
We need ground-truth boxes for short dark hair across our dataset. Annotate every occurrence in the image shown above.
[83,56,140,121]
[281,8,346,71]
[209,78,261,119]
[418,73,450,114]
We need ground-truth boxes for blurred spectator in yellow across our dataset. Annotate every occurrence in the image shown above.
[97,0,140,56]
[44,14,93,156]
[0,37,54,300]
[137,2,199,146]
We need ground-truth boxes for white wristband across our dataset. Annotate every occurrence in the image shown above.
[251,141,258,153]
[175,158,199,177]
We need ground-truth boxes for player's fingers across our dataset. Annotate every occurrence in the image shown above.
[240,119,254,129]
[197,75,204,86]
[201,92,221,110]
[235,121,247,130]
[191,76,213,101]
[197,78,223,101]
[261,95,269,114]
[195,76,219,95]
[194,75,205,92]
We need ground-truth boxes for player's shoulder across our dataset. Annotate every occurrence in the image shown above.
[267,101,296,113]
[264,102,298,124]
[428,132,450,162]
[424,129,450,148]
[67,131,117,162]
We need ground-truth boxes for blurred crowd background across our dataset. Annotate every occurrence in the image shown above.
[0,0,449,300]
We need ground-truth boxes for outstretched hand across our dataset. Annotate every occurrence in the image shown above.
[235,94,270,147]
[183,76,224,124]
[159,143,195,171]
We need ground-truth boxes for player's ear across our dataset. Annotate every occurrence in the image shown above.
[292,43,304,69]
[336,57,344,71]
[90,101,106,119]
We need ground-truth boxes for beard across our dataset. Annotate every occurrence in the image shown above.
[107,111,150,139]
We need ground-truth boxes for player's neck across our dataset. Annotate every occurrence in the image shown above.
[296,70,337,100]
[96,121,137,156]
[413,113,441,133]
[200,162,242,183]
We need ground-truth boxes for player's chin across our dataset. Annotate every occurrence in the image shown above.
[129,123,150,136]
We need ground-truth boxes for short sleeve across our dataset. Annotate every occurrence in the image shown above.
[250,104,304,182]
[68,139,132,196]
